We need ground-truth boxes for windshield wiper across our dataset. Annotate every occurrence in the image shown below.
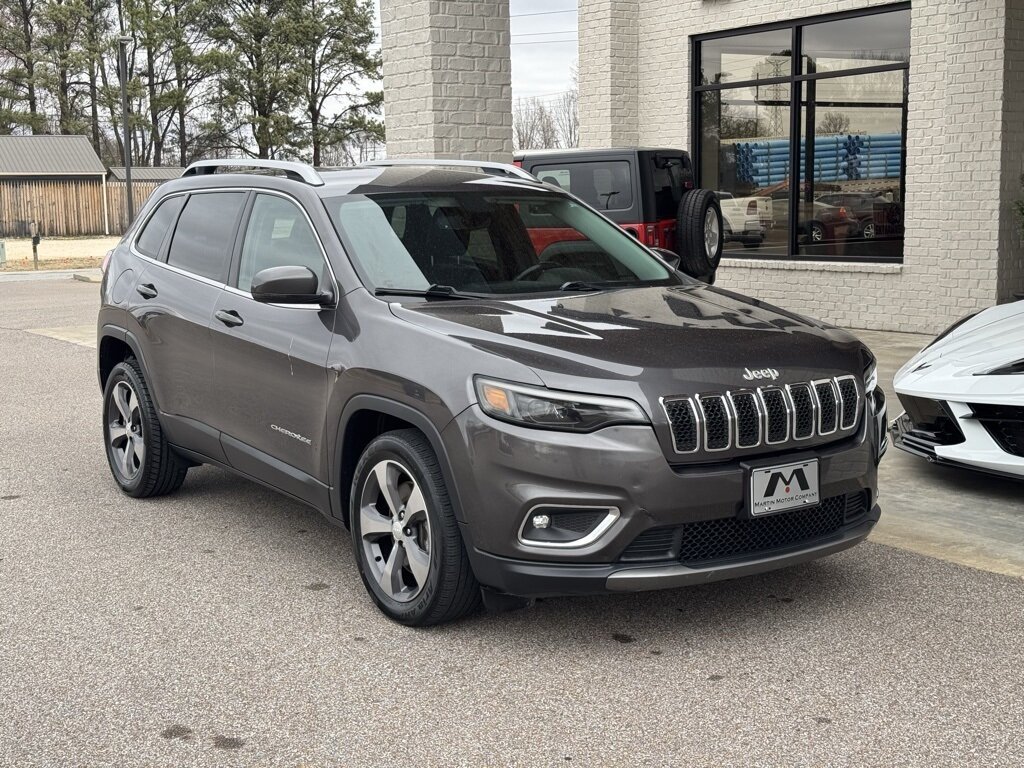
[558,281,607,292]
[374,284,477,300]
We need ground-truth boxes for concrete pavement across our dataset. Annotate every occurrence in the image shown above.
[1,278,1023,766]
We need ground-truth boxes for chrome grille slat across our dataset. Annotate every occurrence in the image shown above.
[697,394,732,451]
[728,390,762,449]
[662,376,862,456]
[813,379,839,436]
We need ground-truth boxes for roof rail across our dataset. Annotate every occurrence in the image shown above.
[360,159,537,181]
[182,159,324,187]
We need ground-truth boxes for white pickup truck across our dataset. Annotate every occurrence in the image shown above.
[717,191,773,249]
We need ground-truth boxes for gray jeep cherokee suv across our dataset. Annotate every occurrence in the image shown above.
[97,159,886,626]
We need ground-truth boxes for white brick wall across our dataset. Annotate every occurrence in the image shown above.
[381,0,513,160]
[579,0,1022,333]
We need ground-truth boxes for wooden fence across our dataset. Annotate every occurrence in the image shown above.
[0,177,163,237]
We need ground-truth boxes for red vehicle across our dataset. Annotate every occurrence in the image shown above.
[514,148,724,283]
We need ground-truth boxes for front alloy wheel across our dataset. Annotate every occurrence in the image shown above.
[359,460,432,603]
[350,429,480,625]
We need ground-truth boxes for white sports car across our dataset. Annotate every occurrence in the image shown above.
[891,300,1024,479]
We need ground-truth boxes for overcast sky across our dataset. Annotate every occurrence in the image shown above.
[373,0,579,103]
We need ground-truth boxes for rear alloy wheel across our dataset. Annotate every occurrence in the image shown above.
[351,429,480,625]
[103,358,188,497]
[862,221,876,240]
[810,223,825,243]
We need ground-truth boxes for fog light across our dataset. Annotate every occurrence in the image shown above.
[518,506,620,548]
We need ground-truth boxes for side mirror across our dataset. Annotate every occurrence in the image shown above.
[251,265,332,305]
[651,247,681,270]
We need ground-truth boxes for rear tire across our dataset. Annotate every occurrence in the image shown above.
[351,429,480,626]
[103,358,188,498]
[676,188,723,280]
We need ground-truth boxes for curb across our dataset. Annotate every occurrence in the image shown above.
[72,272,102,284]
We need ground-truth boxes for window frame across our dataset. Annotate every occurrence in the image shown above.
[159,189,250,284]
[225,189,340,307]
[691,2,911,263]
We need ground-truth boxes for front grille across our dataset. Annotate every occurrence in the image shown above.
[618,492,869,565]
[970,403,1024,457]
[663,376,862,456]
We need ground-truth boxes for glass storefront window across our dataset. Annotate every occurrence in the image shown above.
[694,6,910,263]
[797,72,906,259]
[803,10,911,72]
[699,29,792,86]
[700,86,791,257]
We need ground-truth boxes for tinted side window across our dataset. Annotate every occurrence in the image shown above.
[136,195,185,258]
[533,161,634,211]
[237,194,325,292]
[166,192,246,282]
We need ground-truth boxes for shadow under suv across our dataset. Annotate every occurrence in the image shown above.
[97,158,887,626]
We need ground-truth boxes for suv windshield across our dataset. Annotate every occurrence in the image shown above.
[324,190,676,296]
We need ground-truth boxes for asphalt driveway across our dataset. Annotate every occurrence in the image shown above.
[1,278,1022,766]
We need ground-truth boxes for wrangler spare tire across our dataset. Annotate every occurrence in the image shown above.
[676,188,723,281]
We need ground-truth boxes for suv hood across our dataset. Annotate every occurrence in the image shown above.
[389,285,867,394]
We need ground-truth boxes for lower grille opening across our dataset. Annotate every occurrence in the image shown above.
[897,395,965,447]
[969,403,1024,458]
[618,492,869,565]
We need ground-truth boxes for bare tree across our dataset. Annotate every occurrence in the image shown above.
[818,110,851,135]
[513,96,559,151]
[551,88,577,149]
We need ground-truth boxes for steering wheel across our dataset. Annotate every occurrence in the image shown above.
[514,261,564,281]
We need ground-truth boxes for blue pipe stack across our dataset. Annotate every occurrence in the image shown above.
[730,133,903,187]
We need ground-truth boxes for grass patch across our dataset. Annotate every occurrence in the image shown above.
[0,256,103,272]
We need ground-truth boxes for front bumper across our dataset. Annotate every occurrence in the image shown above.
[469,512,877,597]
[891,404,1024,480]
[444,403,884,597]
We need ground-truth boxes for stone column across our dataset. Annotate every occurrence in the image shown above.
[380,0,513,160]
[578,0,640,148]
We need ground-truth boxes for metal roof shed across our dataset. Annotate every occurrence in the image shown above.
[0,135,106,177]
[0,135,110,236]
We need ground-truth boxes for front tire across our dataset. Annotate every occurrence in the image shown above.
[351,429,480,626]
[103,358,188,497]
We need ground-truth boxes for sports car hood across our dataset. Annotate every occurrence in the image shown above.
[389,284,869,394]
[895,300,1024,398]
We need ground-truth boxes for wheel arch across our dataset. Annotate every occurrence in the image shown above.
[332,395,468,530]
[98,327,156,394]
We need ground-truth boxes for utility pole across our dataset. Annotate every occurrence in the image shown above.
[118,36,135,225]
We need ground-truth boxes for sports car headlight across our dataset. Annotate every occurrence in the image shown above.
[475,377,649,432]
[983,360,1024,375]
[864,361,878,394]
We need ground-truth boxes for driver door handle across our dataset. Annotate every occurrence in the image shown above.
[214,309,244,328]
[136,283,157,299]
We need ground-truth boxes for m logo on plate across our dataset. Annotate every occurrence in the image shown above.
[764,467,810,497]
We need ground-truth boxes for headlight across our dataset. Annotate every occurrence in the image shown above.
[864,361,878,394]
[983,360,1024,375]
[475,377,649,432]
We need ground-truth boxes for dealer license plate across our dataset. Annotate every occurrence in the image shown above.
[749,459,820,517]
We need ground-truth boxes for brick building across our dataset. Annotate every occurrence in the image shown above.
[380,1,1024,333]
